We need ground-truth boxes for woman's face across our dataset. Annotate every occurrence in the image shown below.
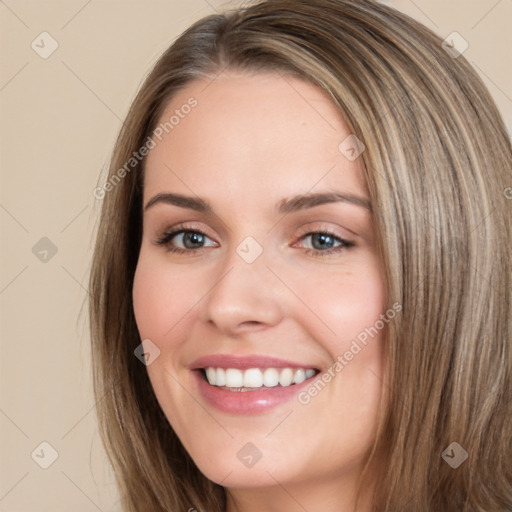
[133,71,386,505]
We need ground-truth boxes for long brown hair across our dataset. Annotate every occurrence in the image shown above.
[89,1,512,510]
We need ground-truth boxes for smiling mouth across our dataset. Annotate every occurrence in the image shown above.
[200,367,320,391]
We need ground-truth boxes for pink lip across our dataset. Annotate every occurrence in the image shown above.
[190,354,316,370]
[189,354,319,415]
[192,371,315,415]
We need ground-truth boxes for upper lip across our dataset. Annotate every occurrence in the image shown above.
[190,354,319,371]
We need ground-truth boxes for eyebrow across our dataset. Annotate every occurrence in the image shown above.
[144,193,212,213]
[144,191,371,214]
[276,192,371,213]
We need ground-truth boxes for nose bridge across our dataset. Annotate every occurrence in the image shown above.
[202,235,284,333]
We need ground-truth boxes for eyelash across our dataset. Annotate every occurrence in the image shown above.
[154,225,355,257]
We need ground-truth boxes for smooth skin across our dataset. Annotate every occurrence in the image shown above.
[132,71,386,512]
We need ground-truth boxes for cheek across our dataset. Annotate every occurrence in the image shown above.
[132,253,203,341]
[132,255,202,418]
[290,260,386,344]
[132,261,166,339]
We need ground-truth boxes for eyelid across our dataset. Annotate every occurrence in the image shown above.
[161,221,215,237]
[294,222,354,241]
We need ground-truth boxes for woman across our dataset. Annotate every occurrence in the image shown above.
[89,1,512,510]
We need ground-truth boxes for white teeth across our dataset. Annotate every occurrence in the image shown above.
[204,367,317,388]
[278,368,294,386]
[263,368,279,387]
[293,368,306,384]
[216,368,226,386]
[305,369,316,379]
[225,368,243,387]
[243,368,263,388]
[206,367,217,386]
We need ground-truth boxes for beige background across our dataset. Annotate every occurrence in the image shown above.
[0,1,510,510]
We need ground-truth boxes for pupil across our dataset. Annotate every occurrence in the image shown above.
[313,233,334,250]
[185,232,204,248]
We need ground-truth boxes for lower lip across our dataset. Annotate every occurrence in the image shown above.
[193,371,313,415]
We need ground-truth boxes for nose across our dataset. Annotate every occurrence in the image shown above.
[201,244,285,336]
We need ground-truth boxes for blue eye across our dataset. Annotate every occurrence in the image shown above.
[155,229,216,252]
[299,232,354,256]
[175,231,207,249]
[305,233,339,250]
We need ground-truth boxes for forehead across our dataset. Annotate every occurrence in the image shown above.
[143,71,368,208]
